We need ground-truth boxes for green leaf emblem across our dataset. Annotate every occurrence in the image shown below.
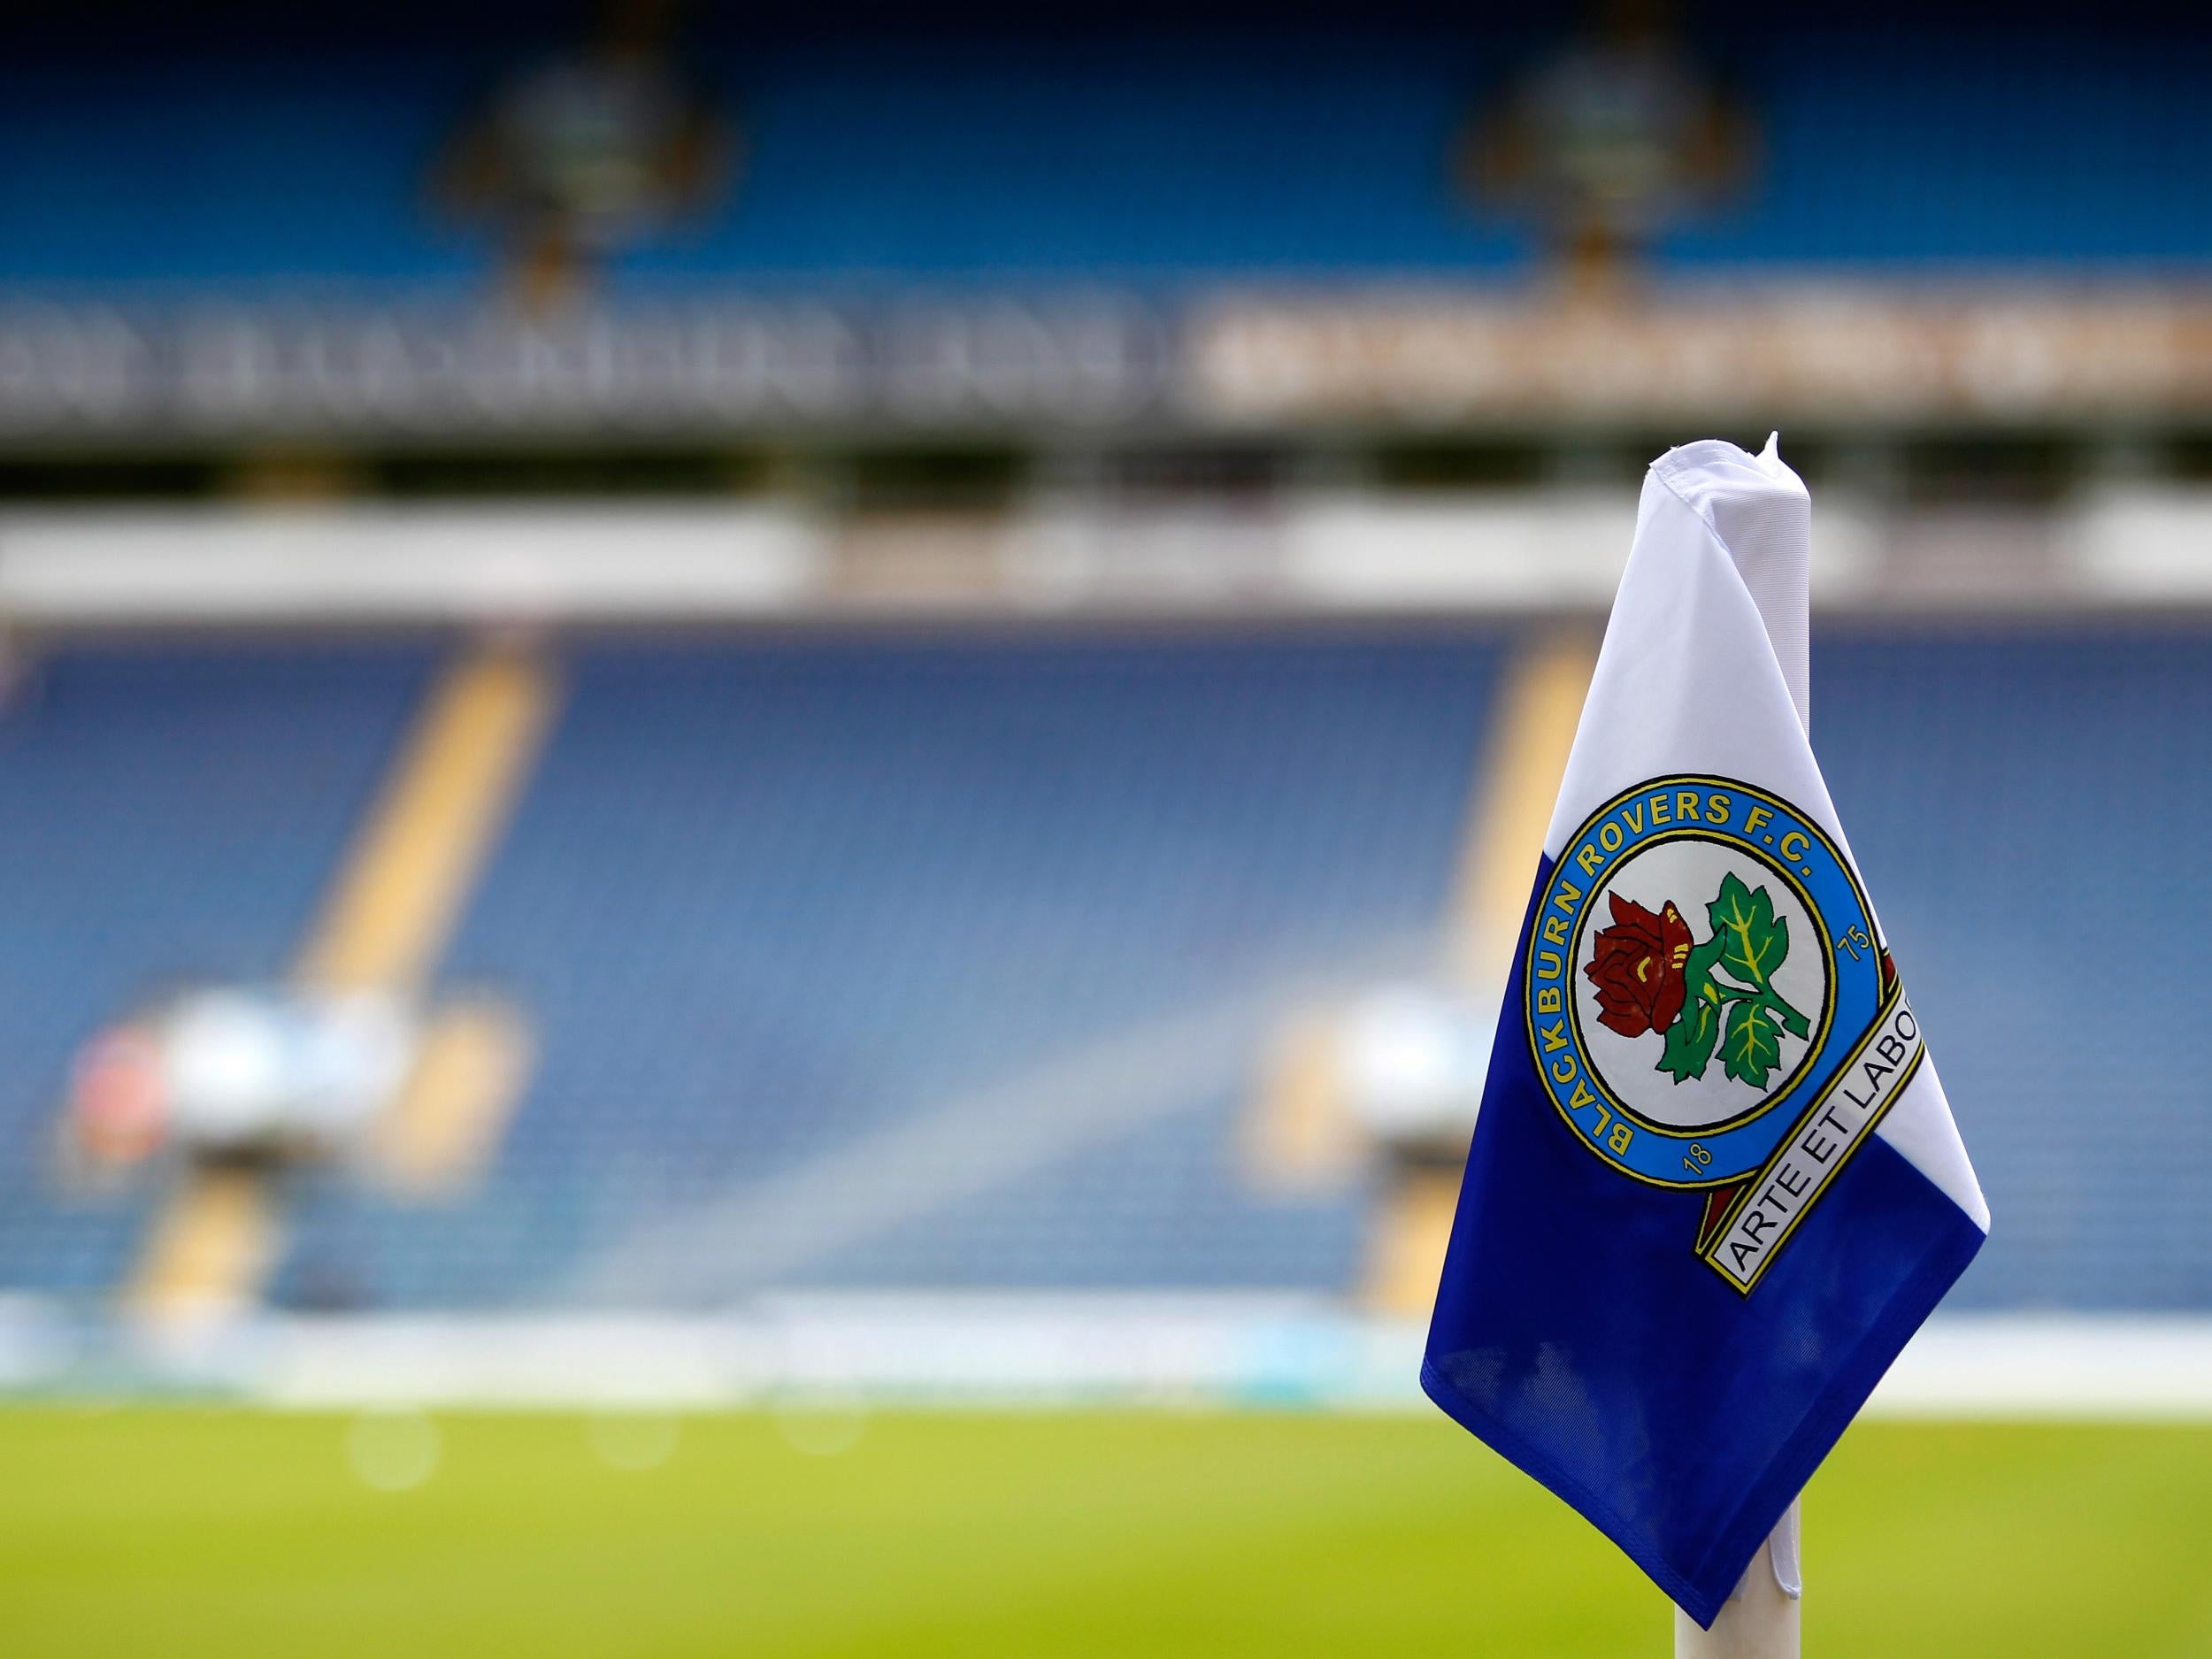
[1656,993,1721,1082]
[1709,871,1786,991]
[1633,873,1813,1089]
[1720,997,1786,1087]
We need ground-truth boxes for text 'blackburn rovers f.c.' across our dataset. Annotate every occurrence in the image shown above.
[1528,774,1923,1292]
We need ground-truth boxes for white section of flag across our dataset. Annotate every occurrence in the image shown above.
[1546,437,1987,1230]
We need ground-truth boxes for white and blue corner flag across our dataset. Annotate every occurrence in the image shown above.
[1423,437,1988,1628]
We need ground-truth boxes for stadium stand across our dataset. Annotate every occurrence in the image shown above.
[2,628,2206,1314]
[1,30,2206,290]
[276,635,1505,1308]
[1817,628,2212,1310]
[0,645,430,1296]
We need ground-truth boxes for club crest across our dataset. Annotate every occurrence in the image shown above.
[1524,776,1924,1292]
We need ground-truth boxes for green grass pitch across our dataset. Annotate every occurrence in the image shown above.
[0,1409,2206,1656]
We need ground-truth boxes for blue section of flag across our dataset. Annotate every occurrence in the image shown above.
[1422,856,1985,1628]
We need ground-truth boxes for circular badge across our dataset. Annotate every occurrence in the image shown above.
[1524,777,1882,1187]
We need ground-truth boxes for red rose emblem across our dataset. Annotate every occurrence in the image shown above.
[1584,893,1694,1039]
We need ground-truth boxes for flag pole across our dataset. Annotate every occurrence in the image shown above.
[1675,1500,1801,1657]
[1677,433,1811,1659]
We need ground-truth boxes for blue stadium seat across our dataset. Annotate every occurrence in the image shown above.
[0,645,430,1299]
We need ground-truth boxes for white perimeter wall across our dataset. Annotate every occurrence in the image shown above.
[1,485,2209,626]
[4,1300,2207,1417]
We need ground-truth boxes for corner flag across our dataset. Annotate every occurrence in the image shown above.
[1422,437,1988,1628]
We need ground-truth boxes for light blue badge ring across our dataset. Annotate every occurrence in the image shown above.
[1524,776,1882,1189]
